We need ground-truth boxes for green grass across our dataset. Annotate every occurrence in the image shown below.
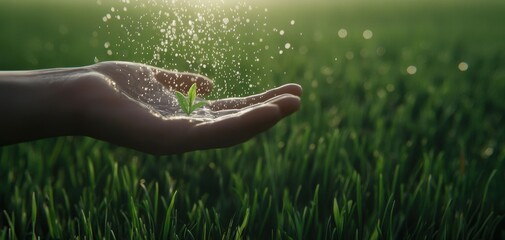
[1,1,505,239]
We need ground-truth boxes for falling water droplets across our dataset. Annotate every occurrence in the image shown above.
[98,0,301,114]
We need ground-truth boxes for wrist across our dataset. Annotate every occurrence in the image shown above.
[0,67,91,144]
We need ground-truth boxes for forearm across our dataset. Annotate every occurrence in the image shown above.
[0,68,85,145]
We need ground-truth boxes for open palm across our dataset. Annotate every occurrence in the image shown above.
[69,61,301,154]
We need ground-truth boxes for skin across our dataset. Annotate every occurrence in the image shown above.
[0,61,302,155]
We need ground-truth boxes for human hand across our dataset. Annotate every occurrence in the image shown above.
[67,61,301,154]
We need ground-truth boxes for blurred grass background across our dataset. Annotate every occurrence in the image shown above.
[1,0,505,239]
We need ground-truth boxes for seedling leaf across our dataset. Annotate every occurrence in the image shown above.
[175,91,190,115]
[175,83,207,116]
[190,101,208,113]
[188,83,197,107]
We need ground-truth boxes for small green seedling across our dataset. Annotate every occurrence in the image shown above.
[175,83,208,116]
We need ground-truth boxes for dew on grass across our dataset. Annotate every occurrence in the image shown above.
[290,20,295,25]
[407,65,417,75]
[482,147,494,158]
[458,62,469,71]
[279,30,285,36]
[284,43,291,49]
[338,28,347,38]
[363,29,373,39]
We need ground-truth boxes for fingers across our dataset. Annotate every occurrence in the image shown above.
[189,94,300,150]
[152,67,213,96]
[92,61,214,96]
[211,93,298,117]
[210,83,302,111]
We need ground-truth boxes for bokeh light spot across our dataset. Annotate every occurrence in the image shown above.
[407,65,417,75]
[338,28,347,38]
[458,62,469,71]
[363,29,373,39]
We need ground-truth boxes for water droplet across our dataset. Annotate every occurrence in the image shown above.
[363,29,373,39]
[458,62,469,71]
[407,65,417,75]
[338,28,347,38]
[98,0,289,100]
[104,41,110,48]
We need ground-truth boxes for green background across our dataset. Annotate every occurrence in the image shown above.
[1,0,505,239]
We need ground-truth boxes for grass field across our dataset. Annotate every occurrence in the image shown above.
[1,0,505,239]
